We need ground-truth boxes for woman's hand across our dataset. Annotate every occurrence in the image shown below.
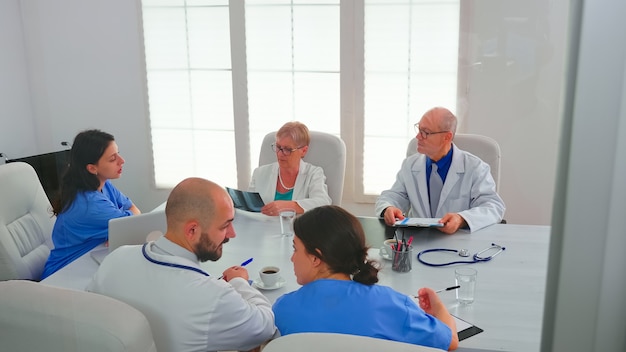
[261,201,304,216]
[129,203,141,215]
[417,287,459,350]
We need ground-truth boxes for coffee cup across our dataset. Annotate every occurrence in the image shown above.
[259,266,281,287]
[379,239,398,260]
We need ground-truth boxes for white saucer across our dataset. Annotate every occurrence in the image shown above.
[252,276,286,290]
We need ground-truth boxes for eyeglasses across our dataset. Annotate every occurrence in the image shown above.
[414,123,449,139]
[271,143,304,156]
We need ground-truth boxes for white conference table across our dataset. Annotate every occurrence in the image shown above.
[42,209,550,352]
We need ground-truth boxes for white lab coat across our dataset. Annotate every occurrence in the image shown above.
[375,144,505,232]
[249,159,332,211]
[87,238,276,352]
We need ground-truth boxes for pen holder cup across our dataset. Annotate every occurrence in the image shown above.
[392,245,413,273]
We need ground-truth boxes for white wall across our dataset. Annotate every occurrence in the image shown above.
[0,0,38,159]
[0,0,568,224]
[459,0,567,225]
[1,0,171,210]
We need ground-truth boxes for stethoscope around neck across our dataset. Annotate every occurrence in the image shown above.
[416,243,506,267]
[141,243,210,277]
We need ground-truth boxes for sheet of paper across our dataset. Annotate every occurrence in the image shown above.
[452,314,473,332]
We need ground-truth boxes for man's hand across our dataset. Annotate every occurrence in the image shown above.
[382,206,405,226]
[221,266,249,282]
[438,213,466,234]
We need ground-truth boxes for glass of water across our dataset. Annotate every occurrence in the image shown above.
[455,267,477,305]
[279,209,296,236]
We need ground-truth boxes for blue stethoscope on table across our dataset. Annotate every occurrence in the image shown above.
[417,243,506,267]
[141,243,210,276]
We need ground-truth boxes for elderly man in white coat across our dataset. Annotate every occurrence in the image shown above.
[88,177,276,352]
[375,107,505,234]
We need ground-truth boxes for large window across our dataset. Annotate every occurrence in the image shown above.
[141,0,459,201]
[361,1,459,197]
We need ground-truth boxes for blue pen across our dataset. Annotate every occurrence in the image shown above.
[219,258,254,280]
[240,257,254,267]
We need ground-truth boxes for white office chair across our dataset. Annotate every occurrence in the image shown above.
[263,333,445,352]
[259,131,347,205]
[0,280,157,352]
[0,162,55,281]
[406,133,502,191]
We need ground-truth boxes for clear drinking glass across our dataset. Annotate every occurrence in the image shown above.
[455,267,478,305]
[279,209,296,236]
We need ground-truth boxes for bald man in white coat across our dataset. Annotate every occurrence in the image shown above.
[88,178,276,352]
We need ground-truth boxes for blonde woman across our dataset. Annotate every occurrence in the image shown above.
[249,122,331,215]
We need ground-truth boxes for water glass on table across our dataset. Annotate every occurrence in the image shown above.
[279,209,296,236]
[455,267,477,305]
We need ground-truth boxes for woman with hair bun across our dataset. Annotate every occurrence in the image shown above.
[272,205,458,351]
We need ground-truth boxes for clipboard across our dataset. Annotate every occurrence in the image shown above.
[394,217,444,228]
[410,296,483,341]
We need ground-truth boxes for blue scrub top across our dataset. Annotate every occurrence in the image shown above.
[41,180,133,279]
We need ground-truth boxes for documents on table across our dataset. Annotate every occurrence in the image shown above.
[453,314,484,341]
[394,217,444,228]
[411,295,483,340]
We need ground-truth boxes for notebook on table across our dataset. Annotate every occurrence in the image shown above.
[90,210,167,265]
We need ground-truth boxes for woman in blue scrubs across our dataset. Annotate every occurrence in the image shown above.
[41,129,140,279]
[273,205,459,351]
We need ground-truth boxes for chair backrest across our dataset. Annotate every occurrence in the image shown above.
[0,280,157,352]
[263,333,445,352]
[406,133,502,191]
[259,131,346,205]
[0,162,55,281]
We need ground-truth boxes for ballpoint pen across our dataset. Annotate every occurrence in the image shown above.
[219,257,254,279]
[435,285,460,293]
[414,285,460,298]
[406,236,414,248]
[239,258,254,267]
